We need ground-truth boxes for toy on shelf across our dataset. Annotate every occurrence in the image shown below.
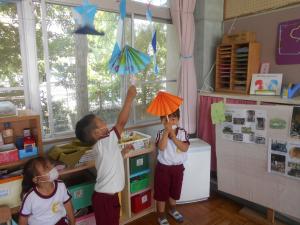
[288,83,300,99]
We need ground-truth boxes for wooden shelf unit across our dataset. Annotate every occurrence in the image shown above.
[215,42,260,94]
[0,111,43,218]
[0,112,43,155]
[122,144,156,224]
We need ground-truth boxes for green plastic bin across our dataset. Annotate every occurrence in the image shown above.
[130,173,150,193]
[68,181,95,210]
[129,154,149,175]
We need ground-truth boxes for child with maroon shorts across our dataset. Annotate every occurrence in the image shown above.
[154,109,190,225]
[75,86,137,225]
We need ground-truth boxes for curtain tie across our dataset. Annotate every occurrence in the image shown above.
[180,54,193,60]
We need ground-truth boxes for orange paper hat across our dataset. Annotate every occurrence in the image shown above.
[147,91,183,116]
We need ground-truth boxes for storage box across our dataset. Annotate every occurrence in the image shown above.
[130,173,150,193]
[130,154,149,175]
[131,189,151,213]
[119,131,151,151]
[75,213,96,225]
[68,182,95,210]
[0,176,22,208]
[18,147,38,159]
[0,147,19,165]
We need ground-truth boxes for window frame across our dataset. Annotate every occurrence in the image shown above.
[6,0,175,140]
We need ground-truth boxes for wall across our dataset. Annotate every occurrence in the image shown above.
[224,0,300,19]
[194,0,224,90]
[224,4,300,84]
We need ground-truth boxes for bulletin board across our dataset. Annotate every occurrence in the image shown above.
[216,104,300,219]
[224,0,300,19]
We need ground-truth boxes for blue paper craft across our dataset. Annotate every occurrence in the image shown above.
[108,0,150,81]
[146,5,159,75]
[73,0,105,35]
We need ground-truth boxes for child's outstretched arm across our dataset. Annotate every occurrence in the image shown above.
[115,85,137,135]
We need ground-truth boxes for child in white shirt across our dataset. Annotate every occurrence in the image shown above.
[19,157,75,225]
[75,85,136,225]
[154,109,190,225]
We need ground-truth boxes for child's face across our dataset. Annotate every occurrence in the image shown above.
[33,161,54,183]
[162,114,179,126]
[93,117,109,140]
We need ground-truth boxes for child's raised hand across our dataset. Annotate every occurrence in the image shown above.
[127,85,137,99]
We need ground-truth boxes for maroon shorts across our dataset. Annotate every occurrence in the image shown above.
[92,192,120,225]
[154,162,185,201]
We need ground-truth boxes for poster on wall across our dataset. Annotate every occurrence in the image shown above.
[268,139,300,180]
[276,18,300,65]
[221,108,266,144]
[250,73,283,96]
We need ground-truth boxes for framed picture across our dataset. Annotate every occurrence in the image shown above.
[250,73,283,96]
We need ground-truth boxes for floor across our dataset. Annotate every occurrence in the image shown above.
[128,192,265,225]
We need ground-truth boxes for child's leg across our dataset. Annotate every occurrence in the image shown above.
[168,197,176,211]
[154,163,171,222]
[168,164,185,223]
[157,200,166,218]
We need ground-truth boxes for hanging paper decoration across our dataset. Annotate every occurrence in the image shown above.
[73,0,105,35]
[146,4,159,74]
[147,91,183,117]
[108,0,151,84]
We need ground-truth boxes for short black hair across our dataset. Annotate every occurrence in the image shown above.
[75,114,97,145]
[160,108,180,120]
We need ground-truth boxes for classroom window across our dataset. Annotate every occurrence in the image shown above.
[131,0,169,7]
[1,1,177,138]
[0,2,25,108]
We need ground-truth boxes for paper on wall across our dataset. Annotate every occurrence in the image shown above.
[221,108,266,145]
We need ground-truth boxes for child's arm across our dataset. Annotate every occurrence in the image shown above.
[169,130,189,152]
[64,201,75,225]
[158,130,169,151]
[19,216,28,225]
[115,85,137,135]
[157,119,171,150]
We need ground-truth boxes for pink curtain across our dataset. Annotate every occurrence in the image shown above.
[197,96,257,171]
[170,0,197,134]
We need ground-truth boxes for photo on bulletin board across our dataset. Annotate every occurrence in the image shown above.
[290,106,300,138]
[221,108,266,145]
[250,73,283,96]
[268,139,300,180]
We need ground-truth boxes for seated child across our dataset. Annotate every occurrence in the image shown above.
[154,109,190,225]
[19,157,75,225]
[75,85,136,225]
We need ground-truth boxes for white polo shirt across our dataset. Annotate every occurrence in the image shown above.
[93,127,125,194]
[20,180,72,225]
[155,127,190,165]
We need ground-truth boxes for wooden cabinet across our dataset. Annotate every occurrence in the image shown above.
[215,42,260,94]
[121,146,156,224]
[51,145,156,225]
[0,111,43,215]
[0,111,43,170]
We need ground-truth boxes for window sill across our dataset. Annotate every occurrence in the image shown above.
[42,120,161,144]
